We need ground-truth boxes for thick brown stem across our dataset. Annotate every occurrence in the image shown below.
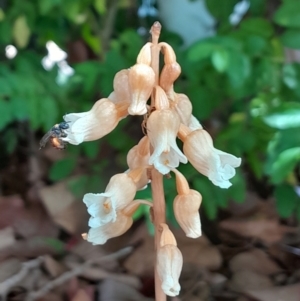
[149,21,167,301]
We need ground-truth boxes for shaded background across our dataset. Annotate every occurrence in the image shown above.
[1,0,300,300]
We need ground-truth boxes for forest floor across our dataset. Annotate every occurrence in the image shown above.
[0,168,300,301]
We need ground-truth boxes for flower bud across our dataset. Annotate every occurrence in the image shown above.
[137,42,152,65]
[157,224,182,297]
[159,42,177,64]
[159,62,181,94]
[172,169,202,238]
[160,223,177,246]
[128,64,155,115]
[183,129,242,188]
[127,136,150,189]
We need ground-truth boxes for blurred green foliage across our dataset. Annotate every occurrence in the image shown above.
[1,0,300,221]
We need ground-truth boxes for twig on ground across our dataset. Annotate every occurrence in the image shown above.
[25,246,134,301]
[0,257,43,300]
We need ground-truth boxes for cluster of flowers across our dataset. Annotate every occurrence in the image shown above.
[60,33,241,297]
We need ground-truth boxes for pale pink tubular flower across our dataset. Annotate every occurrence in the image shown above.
[182,128,241,188]
[82,171,144,245]
[83,173,138,228]
[147,88,187,174]
[172,169,202,238]
[62,98,129,145]
[157,224,183,296]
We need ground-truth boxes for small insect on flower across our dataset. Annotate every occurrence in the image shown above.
[39,122,69,150]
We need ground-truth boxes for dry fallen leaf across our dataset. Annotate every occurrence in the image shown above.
[39,181,89,234]
[0,258,21,283]
[220,218,296,244]
[245,283,300,301]
[229,248,281,276]
[98,279,154,301]
[0,227,15,251]
[43,255,67,278]
[72,289,92,301]
[228,270,274,293]
[0,195,58,238]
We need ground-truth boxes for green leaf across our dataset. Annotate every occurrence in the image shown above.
[187,41,215,62]
[280,29,300,49]
[193,177,218,220]
[226,51,251,87]
[49,158,76,181]
[81,23,101,55]
[39,0,61,15]
[227,171,246,202]
[282,64,298,89]
[244,35,268,56]
[67,175,89,197]
[274,184,299,218]
[0,77,12,96]
[13,15,30,48]
[10,97,29,121]
[40,97,59,131]
[240,18,274,38]
[82,141,100,159]
[263,108,300,129]
[0,100,12,130]
[270,147,300,183]
[211,48,229,73]
[94,0,106,15]
[273,0,300,28]
[206,0,239,21]
[0,20,12,44]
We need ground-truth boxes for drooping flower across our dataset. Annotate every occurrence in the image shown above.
[172,169,202,238]
[157,224,183,297]
[182,128,241,188]
[147,87,187,174]
[62,98,129,145]
[82,171,145,245]
[147,109,187,174]
[83,172,139,228]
